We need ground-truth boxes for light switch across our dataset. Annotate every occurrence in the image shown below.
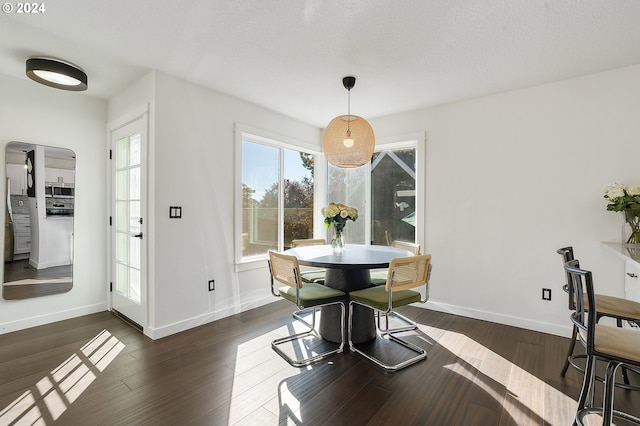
[169,206,182,219]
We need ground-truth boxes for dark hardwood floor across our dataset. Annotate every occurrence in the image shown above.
[1,301,639,425]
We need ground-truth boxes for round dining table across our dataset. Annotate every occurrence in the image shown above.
[285,243,413,344]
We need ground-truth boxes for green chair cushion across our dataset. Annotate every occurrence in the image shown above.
[349,286,421,311]
[300,270,326,284]
[278,282,345,308]
[369,269,388,286]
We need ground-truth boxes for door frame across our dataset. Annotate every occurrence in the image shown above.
[107,107,149,332]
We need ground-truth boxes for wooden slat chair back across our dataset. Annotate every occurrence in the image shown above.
[290,239,327,284]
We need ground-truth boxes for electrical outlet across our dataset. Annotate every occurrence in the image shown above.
[542,288,551,301]
[208,280,215,291]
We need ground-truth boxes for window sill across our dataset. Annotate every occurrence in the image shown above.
[235,256,269,273]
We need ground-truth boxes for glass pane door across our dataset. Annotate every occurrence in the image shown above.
[115,132,141,302]
[110,115,147,327]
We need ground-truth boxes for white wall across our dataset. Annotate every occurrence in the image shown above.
[0,74,108,333]
[110,71,322,338]
[6,63,637,339]
[370,64,640,336]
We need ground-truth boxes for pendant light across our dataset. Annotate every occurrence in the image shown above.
[26,57,88,91]
[322,76,375,168]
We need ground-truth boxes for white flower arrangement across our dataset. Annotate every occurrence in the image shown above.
[321,202,358,231]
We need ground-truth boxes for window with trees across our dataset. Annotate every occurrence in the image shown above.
[239,136,315,262]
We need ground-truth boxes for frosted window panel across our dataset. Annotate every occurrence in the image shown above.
[116,264,127,293]
[115,201,128,232]
[129,269,141,303]
[130,201,140,233]
[115,233,127,263]
[327,164,366,244]
[129,167,140,200]
[116,170,127,200]
[129,133,141,166]
[129,237,140,269]
[116,138,127,169]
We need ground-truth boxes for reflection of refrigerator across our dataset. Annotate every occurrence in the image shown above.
[5,177,14,262]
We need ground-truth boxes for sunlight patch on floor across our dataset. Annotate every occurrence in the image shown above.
[0,329,124,425]
[434,326,575,425]
[227,320,316,425]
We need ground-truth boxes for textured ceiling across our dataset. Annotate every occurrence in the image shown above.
[2,0,640,127]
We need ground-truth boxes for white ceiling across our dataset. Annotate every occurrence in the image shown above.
[2,0,640,128]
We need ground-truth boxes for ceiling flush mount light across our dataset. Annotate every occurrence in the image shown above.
[26,57,88,91]
[322,76,375,168]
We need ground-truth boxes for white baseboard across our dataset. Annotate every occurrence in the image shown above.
[1,296,571,340]
[146,296,573,341]
[0,302,107,335]
[418,300,572,338]
[145,295,275,340]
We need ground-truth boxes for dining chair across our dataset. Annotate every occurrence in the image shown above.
[557,246,640,390]
[348,254,432,371]
[370,240,421,285]
[291,238,327,284]
[268,250,346,367]
[564,259,640,425]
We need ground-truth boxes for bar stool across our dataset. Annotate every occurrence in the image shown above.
[557,246,640,390]
[564,260,640,425]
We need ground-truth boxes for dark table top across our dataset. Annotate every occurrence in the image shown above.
[285,244,413,269]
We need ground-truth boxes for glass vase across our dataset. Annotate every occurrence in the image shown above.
[331,225,345,252]
[622,206,640,246]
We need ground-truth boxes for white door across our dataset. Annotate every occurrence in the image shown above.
[110,115,147,328]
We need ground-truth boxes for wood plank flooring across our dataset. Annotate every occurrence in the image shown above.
[1,302,639,425]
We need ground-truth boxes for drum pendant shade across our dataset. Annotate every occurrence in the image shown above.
[322,76,375,168]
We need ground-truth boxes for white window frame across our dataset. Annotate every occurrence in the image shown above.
[234,123,320,271]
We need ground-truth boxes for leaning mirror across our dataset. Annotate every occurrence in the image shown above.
[4,141,75,300]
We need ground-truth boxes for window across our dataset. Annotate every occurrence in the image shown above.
[370,147,416,246]
[327,165,367,244]
[237,131,316,264]
[326,139,421,246]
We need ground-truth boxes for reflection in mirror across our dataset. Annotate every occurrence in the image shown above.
[4,141,75,300]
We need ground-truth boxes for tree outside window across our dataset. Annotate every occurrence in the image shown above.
[241,140,314,258]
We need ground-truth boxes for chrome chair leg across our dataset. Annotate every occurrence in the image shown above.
[272,302,344,368]
[348,301,426,372]
[375,310,417,335]
[292,307,316,329]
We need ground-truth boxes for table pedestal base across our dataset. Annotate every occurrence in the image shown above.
[319,268,376,344]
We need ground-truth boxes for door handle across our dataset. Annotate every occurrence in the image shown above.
[133,232,143,239]
[627,273,638,278]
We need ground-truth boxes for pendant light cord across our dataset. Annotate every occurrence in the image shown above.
[347,88,351,138]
